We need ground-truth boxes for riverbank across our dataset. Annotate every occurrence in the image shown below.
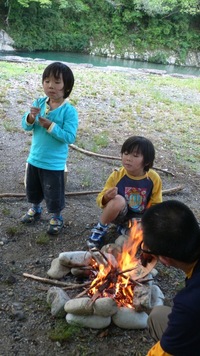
[1,51,200,77]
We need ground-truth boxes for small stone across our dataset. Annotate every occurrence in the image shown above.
[11,302,26,321]
[47,287,70,317]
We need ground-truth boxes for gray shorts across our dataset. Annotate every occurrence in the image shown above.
[25,163,65,213]
[113,201,142,225]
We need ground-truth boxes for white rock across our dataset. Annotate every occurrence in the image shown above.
[112,307,148,329]
[91,249,119,268]
[59,251,92,267]
[151,268,159,278]
[115,235,127,247]
[66,313,111,329]
[150,285,165,307]
[47,257,71,279]
[133,285,151,311]
[101,243,122,259]
[64,297,93,315]
[93,297,118,317]
[71,267,91,277]
[47,287,70,317]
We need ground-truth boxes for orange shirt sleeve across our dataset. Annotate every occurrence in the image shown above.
[147,341,172,356]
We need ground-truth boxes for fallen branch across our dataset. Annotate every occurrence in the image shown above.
[69,144,175,176]
[23,273,90,289]
[69,144,122,161]
[0,190,100,198]
[0,185,184,199]
[162,185,184,195]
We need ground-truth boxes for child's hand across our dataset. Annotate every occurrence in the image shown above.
[103,187,118,203]
[39,116,52,130]
[27,106,40,124]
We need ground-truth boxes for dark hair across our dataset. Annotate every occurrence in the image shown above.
[42,62,74,98]
[121,136,155,172]
[141,200,200,263]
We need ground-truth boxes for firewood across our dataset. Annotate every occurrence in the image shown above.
[0,185,184,198]
[74,287,92,298]
[23,273,90,289]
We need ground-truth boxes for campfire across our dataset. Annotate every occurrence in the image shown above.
[24,221,164,329]
[87,221,151,308]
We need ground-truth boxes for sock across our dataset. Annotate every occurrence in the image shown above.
[33,204,42,213]
[97,222,108,229]
[53,213,63,221]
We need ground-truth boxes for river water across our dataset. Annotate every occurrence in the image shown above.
[1,50,200,76]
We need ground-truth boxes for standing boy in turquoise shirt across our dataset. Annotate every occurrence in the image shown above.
[21,62,78,235]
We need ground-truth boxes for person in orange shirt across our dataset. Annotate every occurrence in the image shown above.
[141,200,200,356]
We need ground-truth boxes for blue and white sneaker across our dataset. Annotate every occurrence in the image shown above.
[87,222,108,249]
[47,216,64,235]
[21,207,42,224]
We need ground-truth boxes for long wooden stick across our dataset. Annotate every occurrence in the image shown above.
[23,273,89,289]
[69,144,175,176]
[0,185,184,198]
[0,190,100,198]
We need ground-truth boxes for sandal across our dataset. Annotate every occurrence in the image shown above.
[21,207,42,224]
[47,217,64,235]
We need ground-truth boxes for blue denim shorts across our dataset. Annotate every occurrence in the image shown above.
[25,163,65,213]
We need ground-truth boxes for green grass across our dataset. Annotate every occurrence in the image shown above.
[48,319,82,342]
[35,233,50,245]
[5,225,24,236]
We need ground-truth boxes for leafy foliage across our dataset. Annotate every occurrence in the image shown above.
[2,0,200,58]
[133,0,200,15]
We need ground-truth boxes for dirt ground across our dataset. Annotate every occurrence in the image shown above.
[0,60,199,356]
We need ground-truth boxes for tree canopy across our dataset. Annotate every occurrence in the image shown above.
[1,0,200,63]
[15,0,200,15]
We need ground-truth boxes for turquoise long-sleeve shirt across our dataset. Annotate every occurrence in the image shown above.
[22,97,78,170]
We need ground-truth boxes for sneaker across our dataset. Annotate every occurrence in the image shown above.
[116,225,129,236]
[21,207,42,224]
[87,223,108,249]
[47,217,64,235]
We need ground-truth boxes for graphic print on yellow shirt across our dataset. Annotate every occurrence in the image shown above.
[125,187,147,212]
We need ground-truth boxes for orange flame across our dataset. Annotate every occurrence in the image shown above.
[89,220,143,308]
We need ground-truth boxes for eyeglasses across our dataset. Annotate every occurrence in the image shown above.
[140,241,156,255]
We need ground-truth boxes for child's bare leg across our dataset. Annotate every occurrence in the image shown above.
[100,194,126,225]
